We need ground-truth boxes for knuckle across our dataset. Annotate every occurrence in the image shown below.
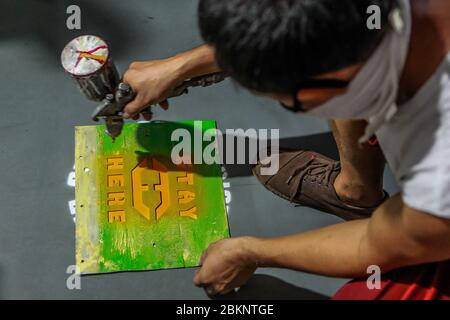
[217,285,227,294]
[127,103,141,113]
[194,276,203,286]
[212,285,222,294]
[129,61,139,69]
[122,70,133,83]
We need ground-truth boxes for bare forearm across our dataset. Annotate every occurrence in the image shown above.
[172,45,221,79]
[247,196,450,278]
[249,219,373,278]
[194,196,450,295]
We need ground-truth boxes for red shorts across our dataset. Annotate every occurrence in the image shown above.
[333,260,450,300]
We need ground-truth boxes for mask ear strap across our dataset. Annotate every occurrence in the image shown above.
[292,91,306,113]
[389,4,405,33]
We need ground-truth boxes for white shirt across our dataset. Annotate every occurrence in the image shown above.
[376,53,450,219]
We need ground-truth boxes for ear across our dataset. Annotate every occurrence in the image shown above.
[296,87,349,103]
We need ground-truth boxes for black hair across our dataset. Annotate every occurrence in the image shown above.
[199,0,395,94]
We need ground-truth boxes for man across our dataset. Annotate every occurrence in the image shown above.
[123,0,450,299]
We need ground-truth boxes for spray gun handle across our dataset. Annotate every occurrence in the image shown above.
[168,72,228,99]
[115,83,136,110]
[118,72,228,115]
[91,85,133,121]
[120,72,227,111]
[92,72,227,120]
[116,83,152,115]
[118,72,227,110]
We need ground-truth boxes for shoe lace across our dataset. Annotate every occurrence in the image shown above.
[286,155,340,202]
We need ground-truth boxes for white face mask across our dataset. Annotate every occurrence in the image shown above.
[306,0,412,143]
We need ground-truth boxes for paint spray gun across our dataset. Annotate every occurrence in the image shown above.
[61,35,227,141]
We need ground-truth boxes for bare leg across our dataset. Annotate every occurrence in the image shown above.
[330,120,385,207]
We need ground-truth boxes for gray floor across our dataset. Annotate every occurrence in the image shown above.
[0,0,400,299]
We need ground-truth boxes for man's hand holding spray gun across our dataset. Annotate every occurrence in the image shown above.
[61,35,226,141]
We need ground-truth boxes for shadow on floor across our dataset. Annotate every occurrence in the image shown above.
[211,274,329,300]
[0,0,152,67]
[0,265,3,299]
[223,131,338,178]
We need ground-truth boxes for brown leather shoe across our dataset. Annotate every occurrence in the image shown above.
[252,150,388,221]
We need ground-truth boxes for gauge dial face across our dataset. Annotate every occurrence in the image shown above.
[61,35,110,77]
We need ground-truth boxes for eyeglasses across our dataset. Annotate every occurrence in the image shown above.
[280,79,350,113]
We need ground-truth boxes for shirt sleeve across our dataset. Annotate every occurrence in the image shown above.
[401,108,450,219]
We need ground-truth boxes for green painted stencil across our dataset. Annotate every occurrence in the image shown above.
[75,121,229,274]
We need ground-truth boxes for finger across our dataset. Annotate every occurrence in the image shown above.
[199,251,208,266]
[141,107,153,120]
[123,95,146,119]
[220,286,236,296]
[193,268,205,287]
[128,61,141,69]
[142,112,153,121]
[205,286,219,297]
[159,100,169,110]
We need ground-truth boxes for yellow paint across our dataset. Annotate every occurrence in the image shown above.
[178,190,195,204]
[108,210,126,223]
[75,126,101,273]
[176,172,197,219]
[106,156,126,223]
[177,172,194,185]
[76,134,202,273]
[107,157,124,170]
[131,158,151,220]
[153,159,171,221]
[75,122,230,274]
[131,158,175,222]
[108,175,124,187]
[180,207,197,220]
[79,52,107,63]
[108,192,125,206]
